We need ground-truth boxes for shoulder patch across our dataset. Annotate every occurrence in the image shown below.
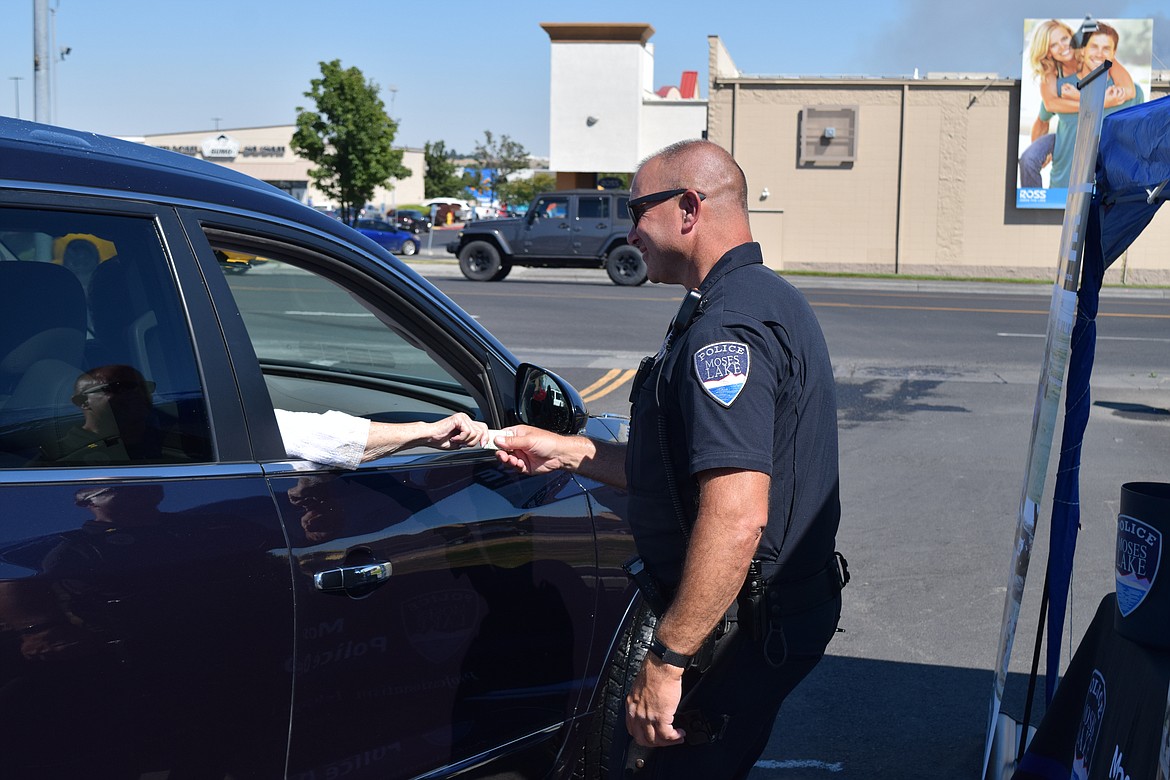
[693,341,750,407]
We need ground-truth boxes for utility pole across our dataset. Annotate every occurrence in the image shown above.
[33,0,50,123]
[9,76,22,119]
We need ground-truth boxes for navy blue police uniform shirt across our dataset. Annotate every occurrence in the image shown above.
[625,242,841,589]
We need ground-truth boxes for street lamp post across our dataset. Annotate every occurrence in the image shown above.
[9,76,22,119]
[33,0,50,123]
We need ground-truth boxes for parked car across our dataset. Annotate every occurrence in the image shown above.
[446,190,646,285]
[424,198,471,226]
[213,248,264,274]
[392,208,433,234]
[354,218,420,256]
[0,117,637,778]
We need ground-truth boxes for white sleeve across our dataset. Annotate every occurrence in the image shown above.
[274,409,371,470]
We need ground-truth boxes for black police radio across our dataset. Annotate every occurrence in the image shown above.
[629,289,704,403]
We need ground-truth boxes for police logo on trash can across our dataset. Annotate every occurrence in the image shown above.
[1071,670,1106,780]
[1116,514,1162,617]
[693,341,750,407]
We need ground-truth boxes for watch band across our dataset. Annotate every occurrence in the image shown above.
[648,637,692,669]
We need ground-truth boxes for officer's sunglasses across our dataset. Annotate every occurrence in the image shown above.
[627,188,706,226]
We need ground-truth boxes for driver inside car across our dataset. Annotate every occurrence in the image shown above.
[40,364,491,467]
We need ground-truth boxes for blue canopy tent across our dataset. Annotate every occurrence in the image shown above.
[1044,93,1170,702]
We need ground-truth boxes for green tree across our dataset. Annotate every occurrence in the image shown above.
[471,130,529,205]
[497,172,556,210]
[292,60,410,225]
[423,140,463,199]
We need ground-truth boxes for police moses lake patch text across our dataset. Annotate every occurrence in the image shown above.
[1116,514,1162,617]
[693,341,750,407]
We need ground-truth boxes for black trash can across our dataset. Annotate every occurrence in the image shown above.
[1115,482,1170,649]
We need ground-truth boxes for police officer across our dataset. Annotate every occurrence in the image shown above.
[494,139,843,779]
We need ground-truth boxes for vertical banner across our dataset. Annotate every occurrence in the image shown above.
[983,63,1111,780]
[1015,17,1152,209]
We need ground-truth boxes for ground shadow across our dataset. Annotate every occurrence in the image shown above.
[749,654,1046,779]
[837,378,970,429]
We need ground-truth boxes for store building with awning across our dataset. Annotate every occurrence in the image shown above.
[126,124,425,212]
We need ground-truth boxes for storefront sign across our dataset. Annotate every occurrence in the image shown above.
[154,145,199,156]
[201,134,240,159]
[241,145,286,158]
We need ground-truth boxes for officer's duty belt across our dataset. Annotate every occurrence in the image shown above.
[762,552,849,616]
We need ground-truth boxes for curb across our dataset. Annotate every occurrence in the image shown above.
[403,253,1170,299]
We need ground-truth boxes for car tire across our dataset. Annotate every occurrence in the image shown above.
[400,239,418,257]
[583,600,656,778]
[605,246,647,286]
[459,241,504,281]
[490,261,512,281]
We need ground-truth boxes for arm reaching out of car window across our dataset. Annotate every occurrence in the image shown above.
[275,409,489,468]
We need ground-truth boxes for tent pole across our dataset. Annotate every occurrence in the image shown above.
[982,60,1112,780]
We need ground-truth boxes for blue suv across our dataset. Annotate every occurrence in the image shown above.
[0,118,637,778]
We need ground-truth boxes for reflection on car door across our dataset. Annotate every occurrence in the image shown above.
[0,203,293,776]
[270,458,598,778]
[201,233,603,778]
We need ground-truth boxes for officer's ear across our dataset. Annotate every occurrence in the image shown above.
[680,189,704,229]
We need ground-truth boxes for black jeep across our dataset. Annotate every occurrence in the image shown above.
[446,189,647,285]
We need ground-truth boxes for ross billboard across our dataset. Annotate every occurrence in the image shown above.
[1016,17,1153,209]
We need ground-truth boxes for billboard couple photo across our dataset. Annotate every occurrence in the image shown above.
[1016,17,1153,209]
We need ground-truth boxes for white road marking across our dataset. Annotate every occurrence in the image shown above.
[285,311,373,317]
[997,332,1170,342]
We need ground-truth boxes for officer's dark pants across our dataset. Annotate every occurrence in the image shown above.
[615,593,841,780]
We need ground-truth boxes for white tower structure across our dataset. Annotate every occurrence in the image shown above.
[542,23,707,189]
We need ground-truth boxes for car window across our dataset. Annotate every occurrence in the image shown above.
[616,195,631,222]
[577,196,609,220]
[0,208,213,468]
[534,197,568,220]
[208,237,485,445]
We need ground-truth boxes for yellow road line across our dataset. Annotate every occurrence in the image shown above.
[578,368,623,397]
[582,368,638,403]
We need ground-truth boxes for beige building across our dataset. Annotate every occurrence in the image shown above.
[706,36,1170,283]
[132,125,426,212]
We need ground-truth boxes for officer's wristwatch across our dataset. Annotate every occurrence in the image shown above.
[647,637,692,669]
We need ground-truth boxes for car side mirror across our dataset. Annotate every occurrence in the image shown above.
[514,364,587,435]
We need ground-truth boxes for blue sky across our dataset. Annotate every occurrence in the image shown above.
[3,1,1168,157]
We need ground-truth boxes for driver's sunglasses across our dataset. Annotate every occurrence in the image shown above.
[627,188,706,226]
[71,379,155,405]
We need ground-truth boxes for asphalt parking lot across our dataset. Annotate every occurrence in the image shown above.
[408,237,1170,778]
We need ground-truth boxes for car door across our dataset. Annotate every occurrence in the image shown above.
[522,194,571,257]
[189,218,603,779]
[0,196,294,777]
[573,194,613,257]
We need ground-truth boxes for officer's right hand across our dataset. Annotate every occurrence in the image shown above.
[626,655,687,747]
[493,425,570,475]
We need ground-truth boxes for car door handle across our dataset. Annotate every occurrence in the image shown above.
[596,222,607,229]
[314,562,393,593]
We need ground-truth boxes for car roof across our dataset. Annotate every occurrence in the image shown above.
[0,117,345,238]
[0,118,514,363]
